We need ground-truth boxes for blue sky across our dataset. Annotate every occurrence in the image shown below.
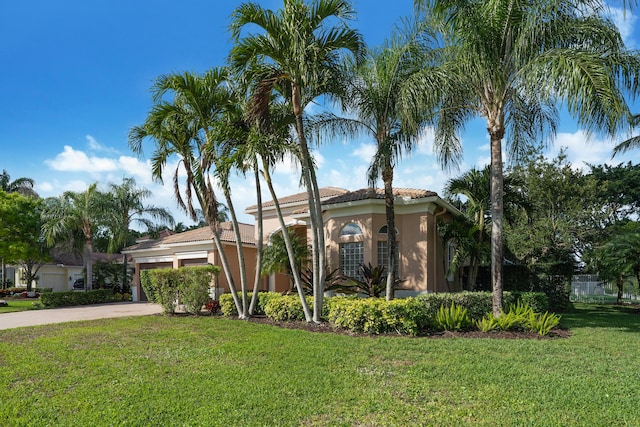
[1,1,639,226]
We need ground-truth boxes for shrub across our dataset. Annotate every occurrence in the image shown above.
[264,294,311,322]
[113,292,123,301]
[179,267,216,315]
[528,311,562,336]
[145,266,219,314]
[510,292,549,313]
[326,297,430,335]
[434,303,472,331]
[122,293,132,301]
[218,292,281,317]
[40,289,114,308]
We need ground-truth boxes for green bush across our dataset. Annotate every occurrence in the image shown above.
[510,292,549,313]
[434,303,472,331]
[475,314,500,332]
[327,297,430,335]
[219,292,282,317]
[264,294,312,322]
[40,290,114,308]
[145,266,220,314]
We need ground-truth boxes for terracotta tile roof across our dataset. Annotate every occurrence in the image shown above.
[322,188,438,205]
[245,187,349,210]
[123,222,255,252]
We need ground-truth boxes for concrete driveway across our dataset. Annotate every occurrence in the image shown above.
[0,302,162,330]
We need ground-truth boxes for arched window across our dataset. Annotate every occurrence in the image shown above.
[378,225,398,235]
[340,222,363,236]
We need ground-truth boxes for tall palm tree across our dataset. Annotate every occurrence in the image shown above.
[0,170,38,198]
[229,0,365,323]
[106,177,175,291]
[130,68,256,318]
[416,0,640,315]
[41,183,108,290]
[311,26,439,300]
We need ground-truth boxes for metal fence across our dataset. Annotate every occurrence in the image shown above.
[571,274,639,303]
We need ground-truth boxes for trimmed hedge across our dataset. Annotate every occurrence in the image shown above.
[40,290,114,308]
[220,292,300,318]
[142,266,220,314]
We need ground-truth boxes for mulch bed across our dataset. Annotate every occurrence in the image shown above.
[242,315,572,339]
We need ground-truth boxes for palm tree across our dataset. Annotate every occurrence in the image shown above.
[444,165,528,289]
[129,67,262,318]
[311,26,438,300]
[0,170,38,198]
[41,183,108,290]
[106,177,175,291]
[416,0,640,315]
[229,0,365,323]
[614,113,640,156]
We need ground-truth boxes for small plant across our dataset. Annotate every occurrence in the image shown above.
[113,292,123,301]
[475,313,499,332]
[529,311,562,336]
[434,302,471,331]
[205,299,221,315]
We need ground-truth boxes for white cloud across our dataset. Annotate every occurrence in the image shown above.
[351,143,376,163]
[86,134,120,154]
[45,145,118,172]
[415,127,435,155]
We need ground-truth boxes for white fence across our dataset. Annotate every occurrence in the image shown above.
[571,274,638,302]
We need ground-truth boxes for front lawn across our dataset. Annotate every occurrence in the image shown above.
[0,299,39,313]
[1,304,639,426]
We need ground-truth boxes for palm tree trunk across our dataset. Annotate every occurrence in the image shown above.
[210,228,244,318]
[292,86,325,323]
[224,189,250,318]
[249,163,263,315]
[84,239,93,291]
[489,126,504,316]
[261,156,313,322]
[383,166,397,300]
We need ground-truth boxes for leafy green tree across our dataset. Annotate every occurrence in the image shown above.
[41,183,109,291]
[0,191,46,290]
[415,0,640,314]
[588,223,640,303]
[230,0,365,323]
[505,150,600,271]
[587,162,640,227]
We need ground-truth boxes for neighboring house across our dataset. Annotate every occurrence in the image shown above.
[9,250,125,292]
[123,224,264,302]
[124,187,460,301]
[246,187,461,296]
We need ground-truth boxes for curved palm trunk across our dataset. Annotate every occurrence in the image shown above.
[292,86,325,323]
[261,155,313,322]
[224,189,250,318]
[210,227,244,317]
[489,123,504,316]
[382,165,397,300]
[249,164,263,315]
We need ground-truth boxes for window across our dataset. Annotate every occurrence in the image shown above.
[340,242,364,279]
[378,225,398,235]
[340,222,363,236]
[377,240,389,268]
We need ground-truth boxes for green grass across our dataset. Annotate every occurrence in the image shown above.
[0,299,40,313]
[1,304,639,426]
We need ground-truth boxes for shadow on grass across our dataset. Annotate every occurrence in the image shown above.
[560,303,640,333]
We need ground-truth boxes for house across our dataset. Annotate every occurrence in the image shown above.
[124,187,460,301]
[7,250,126,292]
[245,187,461,296]
[123,224,263,301]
